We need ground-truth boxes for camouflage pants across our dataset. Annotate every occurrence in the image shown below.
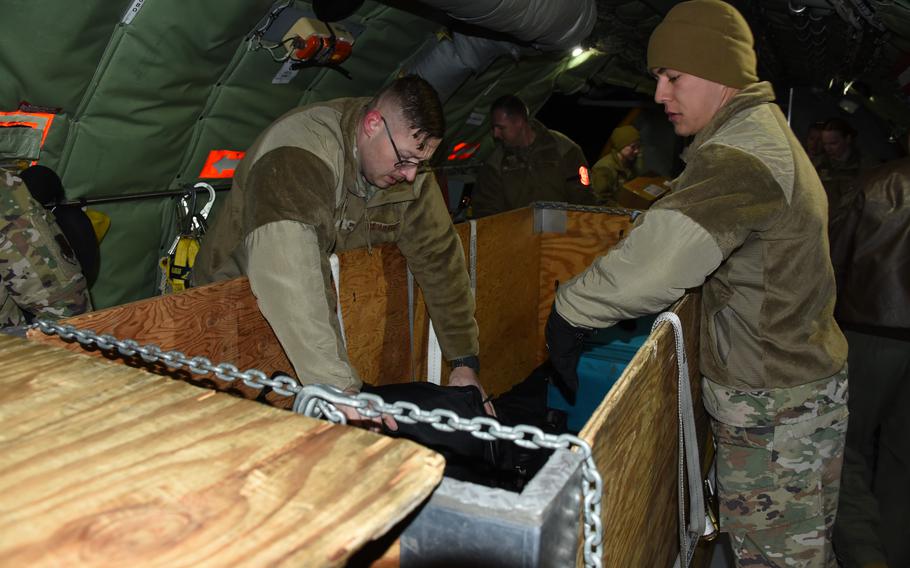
[702,369,849,567]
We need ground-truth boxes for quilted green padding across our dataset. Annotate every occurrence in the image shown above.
[0,1,123,116]
[88,197,178,307]
[0,0,593,310]
[0,1,124,180]
[174,3,440,184]
[58,0,275,200]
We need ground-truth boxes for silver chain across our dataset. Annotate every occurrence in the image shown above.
[532,200,641,218]
[32,319,604,568]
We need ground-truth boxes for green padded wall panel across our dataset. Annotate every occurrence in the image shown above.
[1,0,585,310]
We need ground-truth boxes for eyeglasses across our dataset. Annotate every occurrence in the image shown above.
[381,115,424,170]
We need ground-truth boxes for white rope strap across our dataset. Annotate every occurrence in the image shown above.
[329,253,347,349]
[425,220,478,385]
[651,312,705,568]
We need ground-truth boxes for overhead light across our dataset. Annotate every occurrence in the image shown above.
[843,80,854,96]
[571,46,584,57]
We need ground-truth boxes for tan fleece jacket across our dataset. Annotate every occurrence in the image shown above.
[195,98,478,390]
[556,82,846,390]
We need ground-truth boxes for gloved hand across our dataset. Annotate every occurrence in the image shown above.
[545,304,592,404]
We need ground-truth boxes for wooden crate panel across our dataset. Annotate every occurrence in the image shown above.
[470,208,540,396]
[0,335,444,567]
[578,293,708,567]
[27,277,291,403]
[537,212,632,361]
[405,209,540,395]
[337,245,412,385]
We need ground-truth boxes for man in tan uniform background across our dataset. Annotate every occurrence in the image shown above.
[546,1,848,565]
[194,76,484,423]
[471,94,593,218]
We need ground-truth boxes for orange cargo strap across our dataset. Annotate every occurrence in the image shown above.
[198,149,245,178]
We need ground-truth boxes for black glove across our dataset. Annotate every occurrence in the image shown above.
[545,305,592,404]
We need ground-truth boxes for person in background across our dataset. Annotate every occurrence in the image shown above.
[590,125,643,206]
[471,95,593,218]
[1,168,92,333]
[194,76,487,425]
[818,117,866,235]
[545,1,847,565]
[819,117,863,175]
[831,139,910,568]
[805,120,826,167]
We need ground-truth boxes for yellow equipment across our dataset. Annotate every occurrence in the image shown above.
[159,183,215,294]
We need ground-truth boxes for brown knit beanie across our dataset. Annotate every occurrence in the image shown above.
[609,125,640,150]
[647,0,758,88]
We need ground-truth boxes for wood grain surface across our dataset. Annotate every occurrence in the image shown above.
[578,293,708,568]
[26,277,295,405]
[537,211,632,361]
[469,208,540,396]
[0,335,444,568]
[335,245,412,385]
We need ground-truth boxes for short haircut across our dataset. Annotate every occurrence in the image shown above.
[371,75,445,148]
[807,121,825,134]
[490,95,529,121]
[823,117,856,138]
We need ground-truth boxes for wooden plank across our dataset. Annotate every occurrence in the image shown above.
[537,211,632,361]
[577,293,708,568]
[26,277,293,405]
[469,208,540,396]
[0,335,444,567]
[336,245,412,385]
[402,209,540,395]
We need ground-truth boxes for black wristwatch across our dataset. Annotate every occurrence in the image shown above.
[450,355,480,374]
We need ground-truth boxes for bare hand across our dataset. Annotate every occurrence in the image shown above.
[448,367,496,417]
[340,389,398,432]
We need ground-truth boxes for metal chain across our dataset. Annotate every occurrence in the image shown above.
[531,200,640,217]
[32,319,604,568]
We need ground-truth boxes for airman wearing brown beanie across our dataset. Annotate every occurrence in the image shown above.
[547,2,847,567]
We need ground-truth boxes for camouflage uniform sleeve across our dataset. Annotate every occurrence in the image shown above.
[1,173,91,327]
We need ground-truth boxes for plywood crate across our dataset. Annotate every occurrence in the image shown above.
[29,206,708,567]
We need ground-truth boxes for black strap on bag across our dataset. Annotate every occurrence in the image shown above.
[362,382,500,485]
[491,361,571,490]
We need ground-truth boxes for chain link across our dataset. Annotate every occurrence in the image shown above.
[531,200,640,218]
[32,319,604,567]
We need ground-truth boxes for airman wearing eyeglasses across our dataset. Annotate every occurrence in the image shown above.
[195,76,487,426]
